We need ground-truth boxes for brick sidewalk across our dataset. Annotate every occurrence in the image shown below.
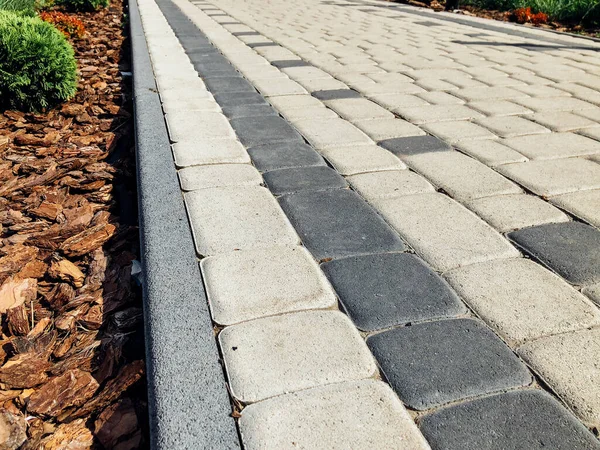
[137,0,600,446]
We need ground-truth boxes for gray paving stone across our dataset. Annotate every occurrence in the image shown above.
[550,189,600,228]
[419,390,600,450]
[502,133,600,160]
[230,116,303,147]
[247,142,326,172]
[263,166,347,195]
[239,380,430,450]
[178,164,262,191]
[204,76,256,94]
[221,103,278,119]
[583,283,600,305]
[270,59,310,68]
[214,92,268,106]
[293,118,373,149]
[219,310,378,403]
[321,253,466,331]
[312,89,362,100]
[454,140,527,167]
[367,318,532,410]
[279,189,406,261]
[379,135,452,158]
[508,222,600,286]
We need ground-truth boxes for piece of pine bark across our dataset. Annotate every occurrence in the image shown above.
[0,278,36,313]
[0,353,50,389]
[0,410,27,450]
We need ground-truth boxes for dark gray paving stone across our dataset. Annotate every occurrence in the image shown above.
[271,59,311,68]
[420,390,600,450]
[231,31,259,36]
[321,253,466,331]
[248,42,278,48]
[312,89,362,100]
[247,142,326,172]
[214,92,268,107]
[204,76,255,94]
[221,103,277,119]
[508,222,600,286]
[263,166,347,195]
[367,318,531,410]
[379,135,452,156]
[230,116,303,147]
[278,190,406,260]
[219,21,240,25]
[188,53,229,65]
[415,20,444,26]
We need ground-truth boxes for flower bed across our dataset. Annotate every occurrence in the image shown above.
[0,0,147,447]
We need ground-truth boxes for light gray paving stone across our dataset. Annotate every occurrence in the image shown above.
[422,121,497,143]
[579,126,600,142]
[550,189,600,228]
[466,194,570,233]
[513,96,598,112]
[455,140,527,167]
[201,246,336,325]
[395,104,485,124]
[452,86,529,102]
[445,258,600,346]
[529,112,600,132]
[368,93,429,110]
[172,140,250,167]
[347,170,435,202]
[281,106,339,121]
[293,118,373,149]
[403,151,522,200]
[324,98,394,122]
[178,164,262,191]
[239,380,430,450]
[372,193,520,271]
[498,158,600,196]
[501,133,600,159]
[513,84,572,98]
[185,186,299,256]
[353,118,425,141]
[475,116,550,138]
[252,77,308,96]
[219,310,378,403]
[468,100,533,117]
[518,328,600,428]
[583,283,600,305]
[319,145,406,175]
[165,111,235,142]
[297,77,350,93]
[418,91,465,105]
[268,94,325,111]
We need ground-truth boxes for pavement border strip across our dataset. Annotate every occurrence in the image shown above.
[129,0,241,448]
[154,0,600,444]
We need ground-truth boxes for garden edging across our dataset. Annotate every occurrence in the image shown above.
[129,0,240,447]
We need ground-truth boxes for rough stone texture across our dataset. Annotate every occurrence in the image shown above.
[172,139,251,167]
[201,246,336,325]
[444,258,600,346]
[247,142,326,172]
[279,189,406,260]
[372,193,519,271]
[185,186,299,256]
[518,328,600,428]
[498,158,600,196]
[319,145,406,175]
[239,380,431,450]
[367,318,532,410]
[347,170,435,202]
[420,390,600,450]
[293,118,373,149]
[502,133,600,159]
[263,166,347,195]
[550,189,600,228]
[583,283,600,305]
[404,151,522,200]
[178,164,262,191]
[466,194,570,232]
[509,222,600,286]
[219,310,378,403]
[322,253,466,331]
[230,116,303,147]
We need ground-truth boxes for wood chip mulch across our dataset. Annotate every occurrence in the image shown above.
[0,1,148,448]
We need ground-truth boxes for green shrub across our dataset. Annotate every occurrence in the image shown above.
[0,0,34,10]
[55,0,107,12]
[0,11,77,112]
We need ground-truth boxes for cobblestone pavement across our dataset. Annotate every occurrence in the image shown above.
[137,0,600,447]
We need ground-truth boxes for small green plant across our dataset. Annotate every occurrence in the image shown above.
[0,10,78,111]
[55,0,107,12]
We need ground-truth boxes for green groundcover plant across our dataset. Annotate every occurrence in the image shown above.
[0,10,78,112]
[56,0,108,12]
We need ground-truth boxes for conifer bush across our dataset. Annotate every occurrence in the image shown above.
[0,10,78,112]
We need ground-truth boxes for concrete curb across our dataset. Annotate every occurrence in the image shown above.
[129,0,241,447]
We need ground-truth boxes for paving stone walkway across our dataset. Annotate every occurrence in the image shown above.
[136,0,600,446]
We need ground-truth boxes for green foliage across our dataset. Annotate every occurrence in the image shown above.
[56,0,107,12]
[0,10,78,112]
[0,0,35,16]
[461,0,600,23]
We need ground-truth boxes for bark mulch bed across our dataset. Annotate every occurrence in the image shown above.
[0,1,148,448]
